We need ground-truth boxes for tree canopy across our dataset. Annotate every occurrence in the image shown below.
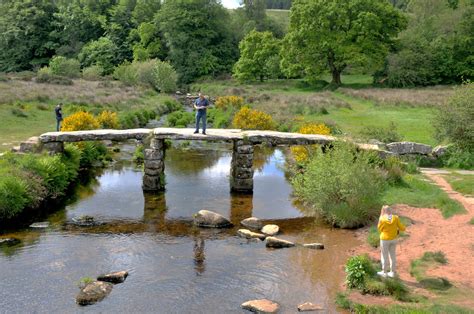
[281,0,407,85]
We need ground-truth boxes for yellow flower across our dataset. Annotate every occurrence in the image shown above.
[61,111,99,131]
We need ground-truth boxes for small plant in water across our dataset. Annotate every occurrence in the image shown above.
[78,277,94,289]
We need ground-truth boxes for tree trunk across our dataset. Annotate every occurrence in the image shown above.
[331,69,342,86]
[327,50,343,86]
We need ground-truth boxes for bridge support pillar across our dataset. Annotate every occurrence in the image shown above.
[43,141,64,155]
[230,140,254,193]
[143,138,165,191]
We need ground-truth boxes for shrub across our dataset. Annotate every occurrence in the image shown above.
[152,60,177,93]
[215,96,244,110]
[113,61,137,86]
[367,226,380,248]
[82,65,104,81]
[61,111,99,131]
[76,142,108,168]
[381,157,405,186]
[290,123,332,164]
[345,254,377,290]
[49,56,80,78]
[78,37,119,75]
[435,83,474,152]
[293,143,384,228]
[360,122,403,143]
[232,106,275,130]
[133,145,144,164]
[440,145,474,170]
[11,108,28,118]
[166,111,193,127]
[298,123,331,135]
[207,108,235,128]
[97,111,119,129]
[36,66,73,85]
[0,176,31,220]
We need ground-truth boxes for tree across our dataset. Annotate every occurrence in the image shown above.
[233,30,281,82]
[0,0,57,71]
[281,0,406,85]
[157,0,238,83]
[78,37,119,74]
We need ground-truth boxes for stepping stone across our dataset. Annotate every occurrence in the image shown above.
[241,217,263,230]
[193,210,232,228]
[29,222,50,228]
[241,299,280,313]
[265,236,295,248]
[237,229,266,240]
[261,224,279,236]
[97,271,128,284]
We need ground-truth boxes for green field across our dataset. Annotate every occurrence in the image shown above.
[266,9,290,31]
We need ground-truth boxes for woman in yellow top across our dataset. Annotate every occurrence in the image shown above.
[377,205,406,278]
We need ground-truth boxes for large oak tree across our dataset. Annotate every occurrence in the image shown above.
[282,0,406,85]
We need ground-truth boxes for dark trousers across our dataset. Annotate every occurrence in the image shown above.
[195,111,206,132]
[56,119,62,132]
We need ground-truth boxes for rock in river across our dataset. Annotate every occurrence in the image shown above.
[76,281,113,306]
[193,210,233,228]
[241,299,280,313]
[237,229,266,240]
[97,271,128,284]
[0,238,20,246]
[71,215,99,227]
[297,302,324,312]
[29,222,50,228]
[265,236,295,248]
[261,224,279,236]
[241,217,263,230]
[303,243,325,250]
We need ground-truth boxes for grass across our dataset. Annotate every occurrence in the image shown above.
[410,251,452,291]
[266,9,290,32]
[192,76,442,145]
[470,217,474,225]
[0,78,174,152]
[383,174,466,218]
[442,173,474,196]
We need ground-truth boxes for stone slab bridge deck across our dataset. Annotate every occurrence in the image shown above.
[39,128,357,193]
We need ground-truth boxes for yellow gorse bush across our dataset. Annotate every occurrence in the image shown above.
[232,106,275,130]
[97,110,119,129]
[215,96,244,110]
[61,111,100,131]
[291,123,331,164]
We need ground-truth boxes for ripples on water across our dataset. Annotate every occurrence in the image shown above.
[0,142,359,313]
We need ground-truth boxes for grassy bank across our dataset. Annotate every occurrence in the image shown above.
[382,174,466,218]
[0,143,108,224]
[442,173,474,196]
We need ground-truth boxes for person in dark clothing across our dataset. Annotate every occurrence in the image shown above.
[194,93,209,135]
[55,103,63,131]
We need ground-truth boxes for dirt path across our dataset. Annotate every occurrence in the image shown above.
[352,172,474,306]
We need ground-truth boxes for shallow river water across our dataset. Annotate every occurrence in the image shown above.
[0,142,359,313]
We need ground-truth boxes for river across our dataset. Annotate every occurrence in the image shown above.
[0,142,359,313]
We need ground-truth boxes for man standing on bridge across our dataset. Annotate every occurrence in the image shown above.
[55,103,63,132]
[194,93,209,135]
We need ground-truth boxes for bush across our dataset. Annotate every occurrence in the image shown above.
[166,110,194,127]
[49,56,81,78]
[97,111,119,129]
[133,145,144,164]
[0,176,31,220]
[61,111,99,131]
[215,96,244,110]
[293,143,384,228]
[11,108,28,118]
[360,122,403,143]
[82,65,104,81]
[36,66,73,85]
[381,157,405,186]
[207,108,235,128]
[297,123,331,135]
[290,123,332,164]
[152,60,177,93]
[435,83,474,152]
[345,254,377,289]
[76,142,108,168]
[232,106,275,130]
[367,226,380,248]
[113,61,138,86]
[439,145,474,170]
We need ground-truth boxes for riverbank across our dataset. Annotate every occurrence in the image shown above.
[347,171,474,310]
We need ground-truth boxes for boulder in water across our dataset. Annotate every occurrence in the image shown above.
[76,281,113,306]
[241,299,280,313]
[97,271,129,284]
[241,217,263,230]
[237,229,266,240]
[72,215,99,227]
[0,238,20,246]
[261,224,279,236]
[265,236,295,248]
[193,210,232,228]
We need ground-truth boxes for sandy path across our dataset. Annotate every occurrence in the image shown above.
[353,173,474,292]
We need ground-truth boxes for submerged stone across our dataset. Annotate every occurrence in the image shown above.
[261,224,279,236]
[97,271,129,284]
[303,243,325,250]
[297,302,324,312]
[265,236,295,248]
[29,222,50,229]
[193,210,233,228]
[237,229,266,240]
[241,217,263,230]
[76,281,113,306]
[241,299,280,313]
[71,215,99,227]
[0,238,20,246]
